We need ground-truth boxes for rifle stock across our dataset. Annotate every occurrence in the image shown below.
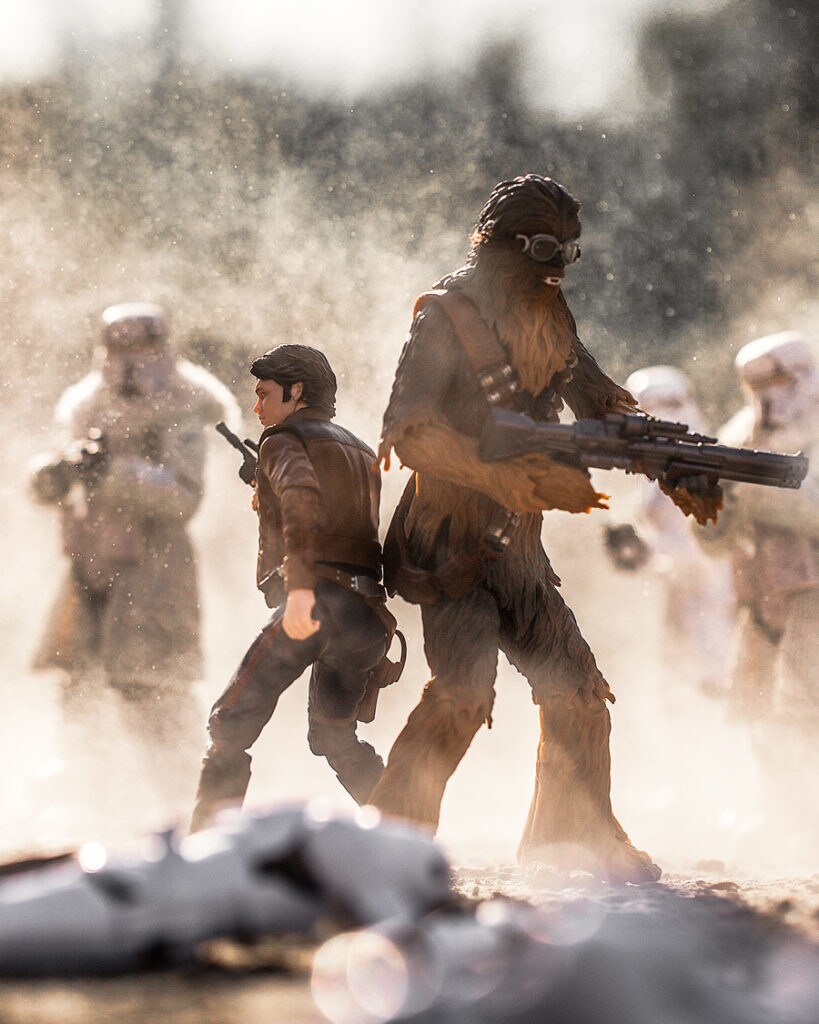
[478,407,809,490]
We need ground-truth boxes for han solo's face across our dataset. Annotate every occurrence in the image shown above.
[253,377,293,428]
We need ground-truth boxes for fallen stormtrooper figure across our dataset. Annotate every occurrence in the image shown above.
[312,891,819,1024]
[0,802,452,976]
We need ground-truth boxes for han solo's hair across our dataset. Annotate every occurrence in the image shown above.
[250,344,337,415]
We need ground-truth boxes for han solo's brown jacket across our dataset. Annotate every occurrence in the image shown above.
[255,407,382,599]
[190,406,391,830]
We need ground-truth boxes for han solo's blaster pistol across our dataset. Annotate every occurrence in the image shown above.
[215,421,259,486]
[479,408,809,490]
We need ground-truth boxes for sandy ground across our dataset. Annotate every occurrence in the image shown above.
[0,973,324,1024]
[1,435,817,1021]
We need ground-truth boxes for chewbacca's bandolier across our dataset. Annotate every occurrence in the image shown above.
[368,174,662,882]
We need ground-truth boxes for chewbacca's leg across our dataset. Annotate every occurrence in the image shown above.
[518,694,659,882]
[501,582,661,883]
[368,678,491,828]
[368,589,500,830]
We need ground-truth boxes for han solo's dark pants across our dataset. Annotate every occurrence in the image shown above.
[190,580,388,832]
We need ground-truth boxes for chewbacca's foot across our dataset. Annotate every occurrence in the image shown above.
[600,837,662,884]
[519,835,661,885]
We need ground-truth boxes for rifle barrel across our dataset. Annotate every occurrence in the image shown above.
[479,409,808,490]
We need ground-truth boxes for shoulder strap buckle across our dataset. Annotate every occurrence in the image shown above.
[479,362,522,405]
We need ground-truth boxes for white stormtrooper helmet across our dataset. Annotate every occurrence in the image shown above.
[735,331,818,431]
[625,365,706,433]
[97,302,176,399]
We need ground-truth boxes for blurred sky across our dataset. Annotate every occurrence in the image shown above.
[1,0,723,114]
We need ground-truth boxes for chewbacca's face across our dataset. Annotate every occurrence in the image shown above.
[490,211,582,304]
[513,214,582,295]
[473,176,583,302]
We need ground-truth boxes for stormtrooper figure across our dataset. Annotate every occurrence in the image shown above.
[0,803,452,976]
[696,331,819,857]
[698,332,819,722]
[29,302,241,813]
[605,365,735,696]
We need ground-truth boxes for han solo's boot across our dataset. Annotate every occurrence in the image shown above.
[308,712,385,805]
[189,748,252,834]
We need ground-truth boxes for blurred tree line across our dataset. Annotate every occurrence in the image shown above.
[0,0,814,419]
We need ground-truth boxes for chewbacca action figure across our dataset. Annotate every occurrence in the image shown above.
[369,174,718,883]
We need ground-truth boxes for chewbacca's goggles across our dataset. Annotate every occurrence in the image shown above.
[515,233,581,264]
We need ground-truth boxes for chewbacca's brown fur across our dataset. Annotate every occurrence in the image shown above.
[468,255,577,395]
[371,176,660,882]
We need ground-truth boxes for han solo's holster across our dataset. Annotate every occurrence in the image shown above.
[311,564,407,724]
[267,561,406,724]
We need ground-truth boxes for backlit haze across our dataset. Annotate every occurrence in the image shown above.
[0,0,816,887]
[2,0,721,114]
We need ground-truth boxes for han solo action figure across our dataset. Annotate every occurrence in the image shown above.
[190,345,394,831]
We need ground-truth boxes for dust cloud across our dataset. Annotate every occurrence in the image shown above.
[0,0,816,936]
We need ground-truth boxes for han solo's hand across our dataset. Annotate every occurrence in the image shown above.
[282,588,321,640]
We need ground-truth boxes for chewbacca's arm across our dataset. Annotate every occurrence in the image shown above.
[381,298,604,512]
[393,419,607,514]
[550,297,722,521]
[553,294,637,418]
[561,340,639,417]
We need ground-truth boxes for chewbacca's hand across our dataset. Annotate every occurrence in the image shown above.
[394,423,607,514]
[512,453,608,514]
[660,474,723,525]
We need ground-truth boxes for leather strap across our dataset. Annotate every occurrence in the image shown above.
[384,290,526,607]
[414,289,523,406]
[313,563,387,602]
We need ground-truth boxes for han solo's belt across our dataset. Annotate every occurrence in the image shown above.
[313,564,388,602]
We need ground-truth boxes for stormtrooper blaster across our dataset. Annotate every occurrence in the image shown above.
[29,428,109,503]
[479,407,809,490]
[63,428,108,483]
